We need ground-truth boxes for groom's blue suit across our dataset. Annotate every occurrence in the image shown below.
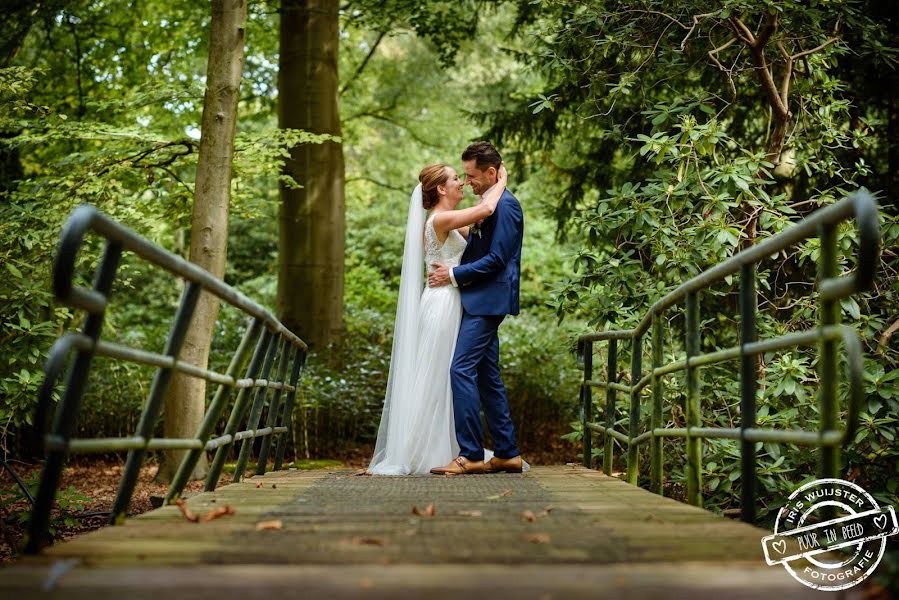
[450,189,523,461]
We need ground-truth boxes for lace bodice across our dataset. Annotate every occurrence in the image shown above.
[425,214,467,272]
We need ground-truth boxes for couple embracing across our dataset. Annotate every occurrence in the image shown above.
[368,141,528,476]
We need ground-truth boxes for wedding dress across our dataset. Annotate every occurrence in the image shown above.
[368,185,464,475]
[367,184,529,475]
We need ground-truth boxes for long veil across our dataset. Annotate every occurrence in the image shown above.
[368,184,425,475]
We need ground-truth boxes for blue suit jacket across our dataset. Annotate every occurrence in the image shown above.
[453,189,523,316]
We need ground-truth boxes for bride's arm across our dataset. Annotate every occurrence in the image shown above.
[432,163,507,235]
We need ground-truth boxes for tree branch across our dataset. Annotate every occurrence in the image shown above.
[754,13,777,50]
[340,30,386,96]
[776,40,793,108]
[356,113,440,148]
[792,37,838,61]
[343,99,398,122]
[708,36,738,100]
[345,175,405,192]
[729,16,755,45]
[680,11,722,50]
[731,13,789,119]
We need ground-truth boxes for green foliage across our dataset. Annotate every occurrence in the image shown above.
[0,470,92,537]
[476,0,899,516]
[0,9,327,454]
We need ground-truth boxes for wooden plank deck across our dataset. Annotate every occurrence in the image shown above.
[0,465,852,598]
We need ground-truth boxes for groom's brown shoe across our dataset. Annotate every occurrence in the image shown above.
[430,456,486,475]
[484,455,524,474]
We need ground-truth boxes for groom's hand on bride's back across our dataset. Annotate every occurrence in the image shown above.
[429,263,451,288]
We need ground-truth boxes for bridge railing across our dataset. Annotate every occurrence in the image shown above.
[26,205,308,553]
[575,190,880,523]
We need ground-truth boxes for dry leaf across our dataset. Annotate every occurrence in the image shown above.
[457,510,482,517]
[411,503,436,517]
[271,484,277,489]
[523,533,550,544]
[349,536,387,546]
[174,499,199,523]
[521,510,536,522]
[500,489,513,497]
[202,505,235,521]
[210,498,217,503]
[255,519,283,531]
[255,482,263,488]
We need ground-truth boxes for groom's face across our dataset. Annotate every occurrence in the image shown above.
[462,160,497,196]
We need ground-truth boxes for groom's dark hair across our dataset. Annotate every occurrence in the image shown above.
[462,141,502,172]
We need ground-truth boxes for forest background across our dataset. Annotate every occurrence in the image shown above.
[0,0,897,551]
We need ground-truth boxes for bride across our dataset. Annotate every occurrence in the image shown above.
[367,162,508,475]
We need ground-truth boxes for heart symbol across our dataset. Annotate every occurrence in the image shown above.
[874,514,888,530]
[773,540,787,555]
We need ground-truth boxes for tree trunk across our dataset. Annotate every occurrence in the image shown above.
[277,0,346,349]
[156,0,247,483]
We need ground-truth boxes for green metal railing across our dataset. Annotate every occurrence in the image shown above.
[26,205,308,553]
[576,190,880,523]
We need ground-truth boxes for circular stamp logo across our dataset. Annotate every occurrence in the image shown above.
[761,478,898,591]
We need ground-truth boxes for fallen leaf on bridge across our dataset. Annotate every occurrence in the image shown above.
[202,505,235,521]
[255,482,263,488]
[412,503,436,517]
[255,519,283,531]
[174,499,199,523]
[523,533,550,544]
[522,510,536,522]
[485,489,514,500]
[345,536,388,546]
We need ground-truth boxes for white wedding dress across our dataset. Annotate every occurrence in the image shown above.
[368,208,465,475]
[367,184,528,475]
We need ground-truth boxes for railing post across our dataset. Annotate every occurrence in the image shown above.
[650,315,663,495]
[255,343,294,475]
[204,328,274,491]
[109,281,202,525]
[582,341,593,468]
[739,263,758,523]
[627,334,642,485]
[166,318,264,503]
[273,349,306,471]
[233,335,284,482]
[25,241,122,553]
[603,338,617,476]
[685,291,702,508]
[818,223,840,481]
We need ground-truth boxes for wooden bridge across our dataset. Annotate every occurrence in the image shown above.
[2,194,884,597]
[1,466,837,599]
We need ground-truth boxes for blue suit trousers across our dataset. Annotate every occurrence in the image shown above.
[450,310,520,461]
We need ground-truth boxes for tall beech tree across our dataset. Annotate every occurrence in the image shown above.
[158,0,248,481]
[278,0,346,348]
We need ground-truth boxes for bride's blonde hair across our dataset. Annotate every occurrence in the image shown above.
[419,163,451,210]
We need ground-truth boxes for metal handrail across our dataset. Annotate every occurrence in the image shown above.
[25,205,308,553]
[575,190,880,523]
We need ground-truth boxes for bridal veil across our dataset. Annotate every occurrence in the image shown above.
[368,184,426,475]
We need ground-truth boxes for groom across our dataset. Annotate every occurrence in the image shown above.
[428,141,524,475]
